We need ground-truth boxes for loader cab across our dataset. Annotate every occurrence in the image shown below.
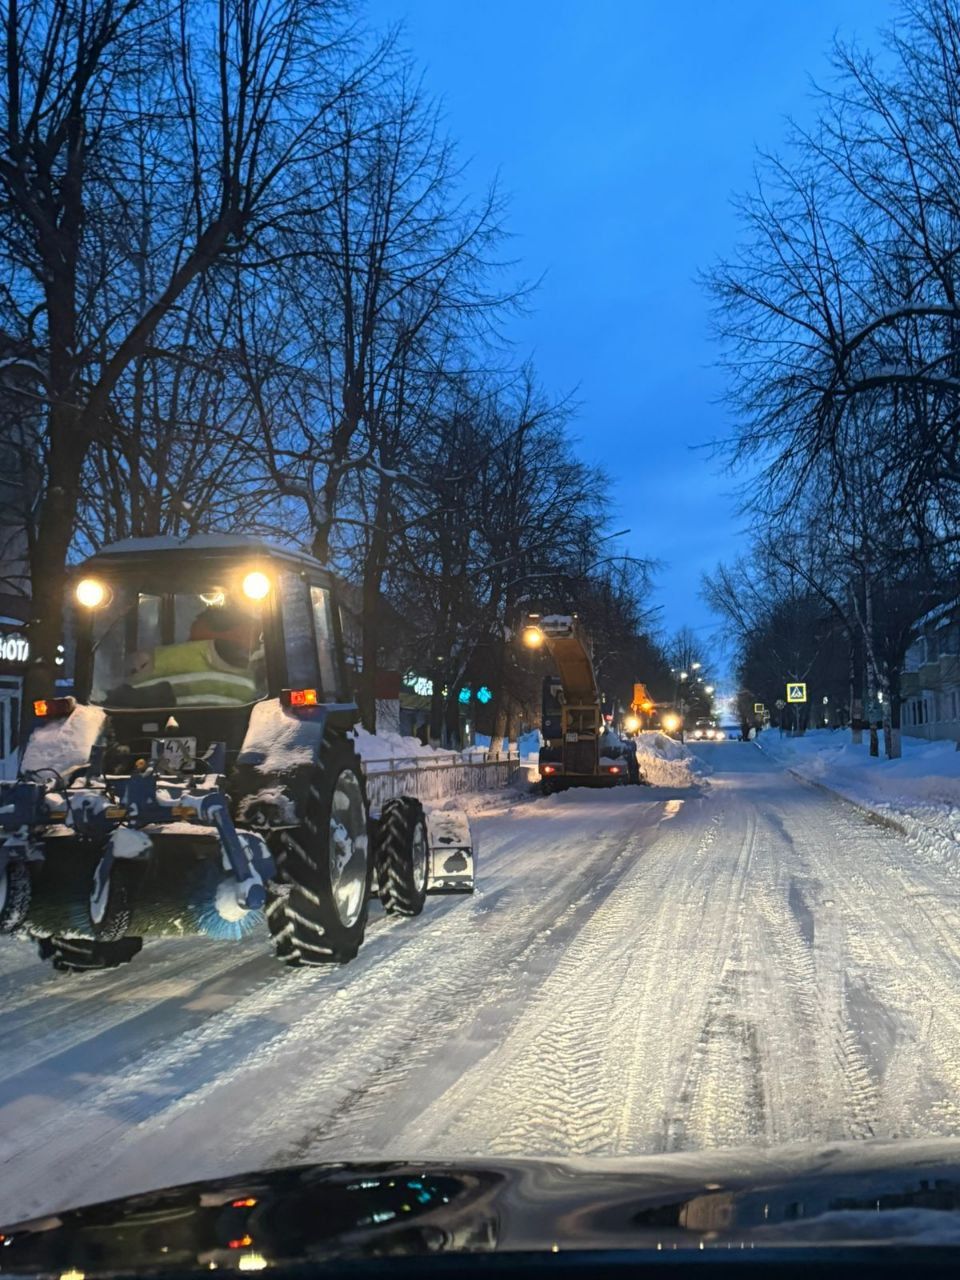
[70,536,353,770]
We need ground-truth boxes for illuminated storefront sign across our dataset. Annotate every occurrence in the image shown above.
[0,633,29,663]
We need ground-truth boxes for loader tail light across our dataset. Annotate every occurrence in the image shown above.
[541,764,556,775]
[33,696,76,719]
[608,765,621,774]
[282,687,318,708]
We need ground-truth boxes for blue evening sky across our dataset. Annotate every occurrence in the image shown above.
[364,0,896,669]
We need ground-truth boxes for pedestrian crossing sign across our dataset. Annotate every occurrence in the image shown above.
[786,682,807,703]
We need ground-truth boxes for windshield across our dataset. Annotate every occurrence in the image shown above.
[90,585,267,709]
[9,0,960,1261]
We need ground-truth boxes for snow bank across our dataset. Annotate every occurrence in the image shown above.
[760,729,960,867]
[350,726,457,769]
[634,732,710,788]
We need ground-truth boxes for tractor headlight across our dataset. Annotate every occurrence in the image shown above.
[521,624,544,649]
[242,570,271,601]
[623,714,640,733]
[75,577,110,609]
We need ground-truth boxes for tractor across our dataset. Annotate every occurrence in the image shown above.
[0,536,475,972]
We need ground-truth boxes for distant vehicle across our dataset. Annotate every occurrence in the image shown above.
[690,719,724,741]
[659,710,683,740]
[524,615,642,793]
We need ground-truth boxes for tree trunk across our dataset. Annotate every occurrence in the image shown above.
[487,697,508,760]
[443,688,462,748]
[357,483,392,731]
[429,678,445,746]
[887,666,903,760]
[848,631,863,744]
[24,408,85,717]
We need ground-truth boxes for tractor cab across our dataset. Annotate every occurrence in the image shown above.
[69,535,353,772]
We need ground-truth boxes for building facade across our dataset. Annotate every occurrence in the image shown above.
[901,607,960,742]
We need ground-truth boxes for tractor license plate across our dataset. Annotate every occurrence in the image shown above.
[151,736,197,772]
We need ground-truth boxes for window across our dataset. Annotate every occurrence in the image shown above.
[91,587,266,708]
[280,572,319,688]
[311,585,339,696]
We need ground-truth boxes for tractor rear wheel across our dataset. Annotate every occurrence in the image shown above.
[268,736,372,966]
[375,796,428,917]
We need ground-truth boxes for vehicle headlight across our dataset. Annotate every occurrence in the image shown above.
[242,570,271,601]
[75,577,110,608]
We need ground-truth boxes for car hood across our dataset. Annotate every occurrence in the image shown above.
[3,1139,960,1272]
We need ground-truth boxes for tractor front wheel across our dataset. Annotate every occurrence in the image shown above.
[268,736,372,966]
[0,860,30,934]
[36,936,143,972]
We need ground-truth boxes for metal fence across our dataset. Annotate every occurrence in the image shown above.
[361,750,528,807]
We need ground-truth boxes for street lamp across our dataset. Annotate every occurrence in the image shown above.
[674,671,689,742]
[691,661,702,671]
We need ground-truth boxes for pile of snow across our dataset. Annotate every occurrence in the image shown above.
[634,731,710,788]
[350,726,457,769]
[21,704,106,777]
[239,698,327,771]
[760,729,960,866]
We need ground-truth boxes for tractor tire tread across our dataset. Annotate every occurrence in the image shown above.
[376,796,428,917]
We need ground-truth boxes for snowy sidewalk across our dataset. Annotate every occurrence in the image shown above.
[758,729,960,868]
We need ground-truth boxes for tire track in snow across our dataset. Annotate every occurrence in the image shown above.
[0,938,275,1082]
[805,801,960,1135]
[0,795,666,1220]
[659,803,761,1152]
[399,800,726,1158]
[272,813,667,1163]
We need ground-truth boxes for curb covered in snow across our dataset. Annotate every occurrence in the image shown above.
[757,732,960,869]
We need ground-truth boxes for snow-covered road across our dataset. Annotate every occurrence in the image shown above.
[3,742,960,1223]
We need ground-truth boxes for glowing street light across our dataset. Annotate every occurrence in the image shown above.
[75,578,110,609]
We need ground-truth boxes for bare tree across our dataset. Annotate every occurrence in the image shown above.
[0,0,373,699]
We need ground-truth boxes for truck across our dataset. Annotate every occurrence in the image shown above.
[0,535,475,972]
[522,614,641,794]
